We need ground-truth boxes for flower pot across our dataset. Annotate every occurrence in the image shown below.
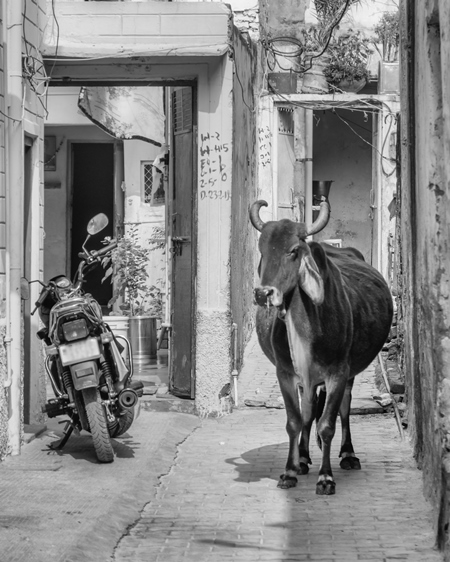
[129,316,158,365]
[334,77,367,93]
[302,54,329,94]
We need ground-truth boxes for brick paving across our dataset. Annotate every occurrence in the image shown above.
[113,330,443,562]
[0,329,444,561]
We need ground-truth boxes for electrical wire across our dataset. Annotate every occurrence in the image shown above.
[271,90,398,173]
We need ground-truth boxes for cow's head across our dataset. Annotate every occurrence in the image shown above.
[249,199,330,314]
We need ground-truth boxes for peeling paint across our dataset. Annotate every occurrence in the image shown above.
[195,309,232,417]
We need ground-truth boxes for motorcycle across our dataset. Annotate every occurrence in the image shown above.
[29,213,143,463]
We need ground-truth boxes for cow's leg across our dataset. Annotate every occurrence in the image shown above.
[315,372,347,495]
[298,386,317,475]
[277,369,302,489]
[339,378,361,470]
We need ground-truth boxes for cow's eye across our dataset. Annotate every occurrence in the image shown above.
[288,247,298,258]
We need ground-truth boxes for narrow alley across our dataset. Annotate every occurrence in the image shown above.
[0,332,442,562]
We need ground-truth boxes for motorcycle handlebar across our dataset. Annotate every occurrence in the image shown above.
[78,240,117,261]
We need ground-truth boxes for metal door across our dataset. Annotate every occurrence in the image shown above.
[169,87,195,398]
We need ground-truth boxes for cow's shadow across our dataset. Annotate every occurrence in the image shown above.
[225,443,288,483]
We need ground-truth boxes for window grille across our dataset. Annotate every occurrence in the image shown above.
[142,161,165,205]
[172,88,192,134]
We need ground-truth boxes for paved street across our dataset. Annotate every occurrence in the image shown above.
[0,331,444,562]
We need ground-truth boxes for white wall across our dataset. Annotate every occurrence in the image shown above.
[123,138,166,310]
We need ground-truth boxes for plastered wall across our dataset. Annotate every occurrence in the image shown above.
[230,28,257,379]
[399,0,450,554]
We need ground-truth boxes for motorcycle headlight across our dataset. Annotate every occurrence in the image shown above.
[62,319,89,342]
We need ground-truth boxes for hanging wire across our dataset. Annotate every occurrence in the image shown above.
[270,89,398,172]
[260,0,353,76]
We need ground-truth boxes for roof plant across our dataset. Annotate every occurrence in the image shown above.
[374,11,399,62]
[322,29,373,90]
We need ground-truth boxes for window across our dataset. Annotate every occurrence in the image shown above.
[142,161,165,206]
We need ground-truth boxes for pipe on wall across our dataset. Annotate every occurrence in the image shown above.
[5,0,24,455]
[305,110,313,229]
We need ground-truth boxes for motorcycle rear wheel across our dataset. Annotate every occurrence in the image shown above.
[82,387,114,463]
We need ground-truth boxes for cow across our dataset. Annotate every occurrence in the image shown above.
[249,198,393,495]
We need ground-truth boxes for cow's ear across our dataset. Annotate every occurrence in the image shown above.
[299,253,324,304]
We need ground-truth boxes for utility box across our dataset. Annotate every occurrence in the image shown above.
[378,62,400,95]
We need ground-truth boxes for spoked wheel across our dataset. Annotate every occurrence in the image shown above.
[108,407,135,438]
[82,387,114,463]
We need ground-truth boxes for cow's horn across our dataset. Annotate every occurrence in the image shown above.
[249,200,268,232]
[306,197,331,236]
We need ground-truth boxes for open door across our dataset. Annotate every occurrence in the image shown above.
[169,87,196,398]
[70,142,115,310]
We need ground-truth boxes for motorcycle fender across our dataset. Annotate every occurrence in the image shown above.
[109,340,129,380]
[69,360,100,391]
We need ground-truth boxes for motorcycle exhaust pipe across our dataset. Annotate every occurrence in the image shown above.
[117,388,138,409]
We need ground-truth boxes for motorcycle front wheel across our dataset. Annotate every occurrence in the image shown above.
[82,387,114,463]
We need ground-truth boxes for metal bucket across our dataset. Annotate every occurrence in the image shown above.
[302,55,329,94]
[105,315,130,362]
[313,180,333,204]
[129,316,157,365]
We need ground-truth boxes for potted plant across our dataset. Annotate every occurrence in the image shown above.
[300,0,362,93]
[102,225,163,365]
[323,29,373,92]
[374,11,399,63]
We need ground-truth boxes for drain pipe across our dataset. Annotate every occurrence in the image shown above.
[4,0,24,455]
[378,353,404,441]
[231,323,238,406]
[305,110,313,229]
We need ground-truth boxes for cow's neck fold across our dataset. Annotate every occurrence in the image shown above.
[284,287,314,401]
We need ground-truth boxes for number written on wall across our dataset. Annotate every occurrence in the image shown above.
[258,125,272,168]
[199,132,230,200]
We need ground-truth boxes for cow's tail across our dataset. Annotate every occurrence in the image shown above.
[315,384,327,450]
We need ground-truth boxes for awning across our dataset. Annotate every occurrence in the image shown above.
[78,86,165,145]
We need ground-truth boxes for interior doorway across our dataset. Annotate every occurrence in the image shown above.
[45,83,198,399]
[70,142,115,309]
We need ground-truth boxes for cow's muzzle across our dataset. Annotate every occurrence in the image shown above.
[254,286,283,308]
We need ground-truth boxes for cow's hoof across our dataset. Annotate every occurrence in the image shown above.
[298,462,309,475]
[278,474,298,489]
[340,456,361,470]
[316,476,336,495]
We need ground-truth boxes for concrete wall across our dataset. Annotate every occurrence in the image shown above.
[0,0,47,458]
[398,0,450,555]
[230,27,257,378]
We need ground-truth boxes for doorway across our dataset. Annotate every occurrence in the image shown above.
[46,84,198,399]
[70,142,115,308]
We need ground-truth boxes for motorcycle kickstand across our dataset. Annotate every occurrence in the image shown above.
[51,420,75,450]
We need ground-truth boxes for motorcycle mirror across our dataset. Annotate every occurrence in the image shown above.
[20,277,30,300]
[87,213,109,236]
